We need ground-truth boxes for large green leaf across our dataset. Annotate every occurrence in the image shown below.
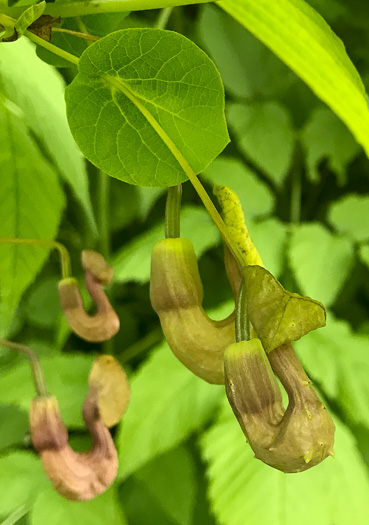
[289,223,354,306]
[31,486,127,525]
[245,265,326,353]
[135,446,197,525]
[0,38,96,231]
[201,400,369,525]
[202,157,274,220]
[218,0,369,159]
[0,353,95,427]
[0,102,65,334]
[65,28,229,187]
[227,101,295,186]
[117,341,223,479]
[113,205,220,284]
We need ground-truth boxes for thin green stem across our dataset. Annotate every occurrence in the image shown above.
[4,0,215,19]
[119,328,163,363]
[0,339,48,397]
[108,76,246,270]
[23,30,79,65]
[290,143,303,225]
[165,185,182,238]
[98,172,113,354]
[235,272,250,343]
[52,27,100,42]
[1,504,30,525]
[0,237,72,279]
[155,7,173,29]
[98,172,111,259]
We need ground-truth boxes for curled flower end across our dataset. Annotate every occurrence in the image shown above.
[30,394,118,501]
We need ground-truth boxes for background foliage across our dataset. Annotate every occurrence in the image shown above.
[1,1,369,524]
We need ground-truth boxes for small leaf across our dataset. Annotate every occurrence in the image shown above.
[116,342,223,479]
[15,2,46,36]
[227,101,295,186]
[113,205,220,284]
[31,486,127,525]
[289,222,354,306]
[202,157,274,220]
[245,265,326,352]
[135,446,197,525]
[200,400,369,525]
[88,355,130,428]
[302,107,360,184]
[329,194,369,242]
[65,28,229,187]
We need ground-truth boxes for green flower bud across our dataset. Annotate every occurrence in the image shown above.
[150,238,235,384]
[224,340,335,473]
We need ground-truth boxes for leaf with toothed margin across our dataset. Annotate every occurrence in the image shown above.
[65,28,229,187]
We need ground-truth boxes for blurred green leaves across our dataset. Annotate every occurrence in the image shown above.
[117,341,223,479]
[201,400,369,525]
[289,223,354,306]
[219,0,369,161]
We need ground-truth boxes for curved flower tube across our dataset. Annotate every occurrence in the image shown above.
[58,269,119,343]
[30,393,118,501]
[224,339,335,473]
[150,238,235,384]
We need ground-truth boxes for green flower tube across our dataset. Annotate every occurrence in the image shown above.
[150,238,235,384]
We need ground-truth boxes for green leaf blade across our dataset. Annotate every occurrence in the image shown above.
[0,103,65,334]
[66,28,229,187]
[219,0,369,159]
[201,401,369,525]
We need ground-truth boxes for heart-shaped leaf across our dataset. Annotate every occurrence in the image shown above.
[245,265,326,352]
[65,28,229,187]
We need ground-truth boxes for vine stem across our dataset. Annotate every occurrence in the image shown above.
[165,185,182,238]
[116,76,247,270]
[155,7,173,29]
[0,237,72,279]
[235,272,250,343]
[4,0,215,19]
[0,339,48,397]
[52,27,100,42]
[23,30,79,65]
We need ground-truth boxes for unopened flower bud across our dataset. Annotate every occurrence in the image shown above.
[150,238,235,384]
[58,273,119,343]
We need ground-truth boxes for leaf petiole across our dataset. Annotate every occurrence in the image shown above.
[0,339,48,397]
[52,27,100,42]
[23,29,79,65]
[0,237,72,279]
